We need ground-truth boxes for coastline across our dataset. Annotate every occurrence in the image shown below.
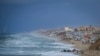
[50,36,100,56]
[38,34,100,56]
[36,26,100,56]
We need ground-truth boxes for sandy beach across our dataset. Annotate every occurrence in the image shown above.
[58,38,100,56]
[42,34,100,56]
[37,26,100,56]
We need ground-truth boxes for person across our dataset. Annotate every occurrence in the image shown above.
[84,34,90,44]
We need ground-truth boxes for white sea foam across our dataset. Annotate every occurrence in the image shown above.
[41,43,73,49]
[38,51,79,56]
[1,33,79,56]
[52,42,74,46]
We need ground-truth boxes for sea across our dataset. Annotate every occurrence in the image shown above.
[0,33,79,56]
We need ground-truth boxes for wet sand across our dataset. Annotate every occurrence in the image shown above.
[60,39,100,56]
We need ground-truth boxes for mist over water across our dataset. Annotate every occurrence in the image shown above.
[0,33,79,56]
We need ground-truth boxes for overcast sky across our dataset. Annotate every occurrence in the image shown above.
[0,0,100,33]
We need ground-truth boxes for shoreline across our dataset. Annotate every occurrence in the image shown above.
[35,25,100,56]
[39,33,100,56]
[50,36,100,56]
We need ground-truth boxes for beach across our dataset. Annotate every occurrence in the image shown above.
[42,34,100,56]
[37,26,100,56]
[0,26,100,56]
[63,39,100,56]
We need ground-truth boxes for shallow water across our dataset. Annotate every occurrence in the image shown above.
[0,33,79,56]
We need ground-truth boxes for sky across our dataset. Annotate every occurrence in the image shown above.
[0,0,100,33]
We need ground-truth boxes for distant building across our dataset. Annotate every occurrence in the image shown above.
[64,27,74,32]
[77,25,95,33]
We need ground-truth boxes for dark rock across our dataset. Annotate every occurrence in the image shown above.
[61,49,72,52]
